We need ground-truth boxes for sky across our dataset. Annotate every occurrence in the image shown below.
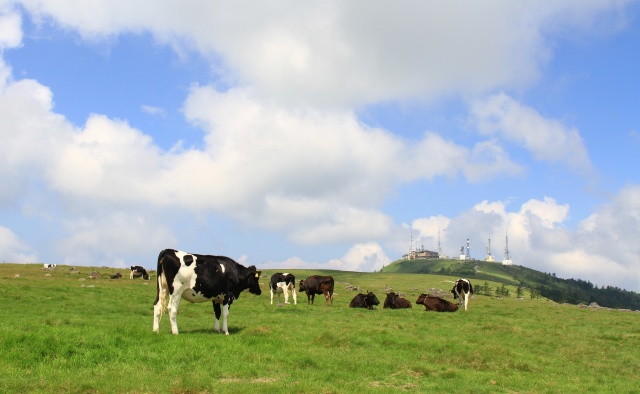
[1,1,640,291]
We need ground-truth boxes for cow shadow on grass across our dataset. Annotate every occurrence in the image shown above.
[181,327,244,335]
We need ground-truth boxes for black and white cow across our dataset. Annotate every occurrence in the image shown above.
[450,278,473,311]
[43,264,57,270]
[152,249,262,335]
[269,273,297,305]
[130,265,149,280]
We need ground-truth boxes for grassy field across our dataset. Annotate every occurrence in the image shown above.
[1,263,639,393]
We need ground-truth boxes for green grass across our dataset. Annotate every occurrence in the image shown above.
[1,263,639,393]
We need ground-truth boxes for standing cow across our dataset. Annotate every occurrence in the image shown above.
[383,292,412,309]
[349,292,380,309]
[269,273,297,305]
[416,293,459,312]
[130,265,149,280]
[450,278,473,311]
[153,249,262,335]
[299,275,334,305]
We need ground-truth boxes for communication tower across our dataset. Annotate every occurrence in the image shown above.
[502,231,513,265]
[485,234,494,262]
[437,229,447,259]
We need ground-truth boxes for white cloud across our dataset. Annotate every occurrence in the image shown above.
[141,104,165,116]
[0,4,22,49]
[0,225,38,262]
[470,93,592,172]
[17,1,632,107]
[57,211,177,267]
[265,242,391,272]
[328,242,392,272]
[0,59,523,259]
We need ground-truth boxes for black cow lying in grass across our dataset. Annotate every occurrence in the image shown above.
[416,293,459,312]
[383,292,412,309]
[349,292,380,309]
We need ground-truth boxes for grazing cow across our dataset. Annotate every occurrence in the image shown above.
[269,273,297,305]
[450,278,473,311]
[299,275,334,305]
[416,293,459,312]
[130,265,149,280]
[43,264,57,270]
[153,249,261,335]
[383,292,412,309]
[110,272,123,279]
[349,292,380,309]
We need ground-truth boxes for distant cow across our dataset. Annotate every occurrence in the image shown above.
[299,275,334,305]
[153,249,262,335]
[130,265,149,280]
[450,278,473,311]
[270,273,297,305]
[383,292,412,309]
[416,293,459,312]
[349,292,380,309]
[110,272,123,279]
[43,264,57,270]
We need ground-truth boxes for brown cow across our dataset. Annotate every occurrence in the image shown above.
[299,275,334,305]
[383,292,412,309]
[416,293,459,312]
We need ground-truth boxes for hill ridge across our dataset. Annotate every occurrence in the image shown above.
[380,258,640,310]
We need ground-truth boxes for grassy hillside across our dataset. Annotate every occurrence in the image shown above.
[381,258,640,310]
[1,262,639,393]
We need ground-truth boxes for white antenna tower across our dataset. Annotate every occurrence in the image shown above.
[485,234,494,262]
[406,227,414,260]
[502,230,513,265]
[438,229,445,258]
[465,238,471,260]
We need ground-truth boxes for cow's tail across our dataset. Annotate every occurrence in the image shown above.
[154,250,169,318]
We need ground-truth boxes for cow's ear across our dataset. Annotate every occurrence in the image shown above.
[255,270,262,278]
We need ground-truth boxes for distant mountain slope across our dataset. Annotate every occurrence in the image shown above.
[381,258,640,310]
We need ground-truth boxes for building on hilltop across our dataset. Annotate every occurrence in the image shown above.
[403,244,439,260]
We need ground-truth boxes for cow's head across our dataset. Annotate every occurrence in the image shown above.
[416,293,427,305]
[366,292,380,307]
[298,280,305,292]
[246,266,262,295]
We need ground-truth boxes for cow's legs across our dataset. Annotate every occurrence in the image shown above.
[168,293,183,335]
[270,289,274,305]
[213,302,221,332]
[153,272,168,333]
[283,287,290,304]
[291,287,297,305]
[463,294,469,311]
[213,302,231,335]
[310,293,315,304]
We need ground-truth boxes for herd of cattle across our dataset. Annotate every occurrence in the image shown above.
[148,249,475,335]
